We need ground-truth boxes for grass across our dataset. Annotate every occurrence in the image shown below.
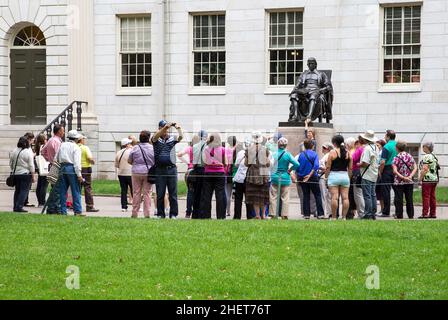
[92,180,448,205]
[92,179,187,197]
[0,213,447,300]
[414,187,448,205]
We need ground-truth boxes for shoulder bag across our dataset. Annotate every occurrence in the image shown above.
[6,149,24,187]
[138,145,156,184]
[47,150,62,186]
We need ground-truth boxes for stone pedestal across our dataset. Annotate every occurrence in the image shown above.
[277,123,336,158]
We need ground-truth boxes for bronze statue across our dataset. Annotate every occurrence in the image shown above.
[288,57,334,124]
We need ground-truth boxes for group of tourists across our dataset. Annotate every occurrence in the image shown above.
[8,125,99,215]
[113,122,440,220]
[8,121,440,220]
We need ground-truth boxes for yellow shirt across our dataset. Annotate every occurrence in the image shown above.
[78,144,93,168]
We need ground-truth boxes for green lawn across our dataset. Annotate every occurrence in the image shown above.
[414,187,448,204]
[0,213,447,300]
[92,180,187,197]
[92,180,448,204]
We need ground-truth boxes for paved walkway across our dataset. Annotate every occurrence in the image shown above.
[0,190,447,220]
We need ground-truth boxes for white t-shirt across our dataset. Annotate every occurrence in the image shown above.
[360,143,379,183]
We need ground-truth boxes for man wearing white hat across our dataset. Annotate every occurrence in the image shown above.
[56,130,84,216]
[115,138,134,212]
[358,130,379,220]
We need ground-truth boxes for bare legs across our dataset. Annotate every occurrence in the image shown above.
[329,186,350,219]
[253,204,266,220]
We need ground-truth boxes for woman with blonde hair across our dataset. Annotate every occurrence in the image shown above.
[270,137,300,219]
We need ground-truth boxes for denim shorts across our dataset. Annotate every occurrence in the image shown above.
[328,171,350,188]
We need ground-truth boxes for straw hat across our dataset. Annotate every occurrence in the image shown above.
[360,130,378,143]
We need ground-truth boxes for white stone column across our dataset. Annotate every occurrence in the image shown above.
[67,0,96,119]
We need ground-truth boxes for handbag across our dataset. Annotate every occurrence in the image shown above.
[47,161,61,185]
[36,154,50,176]
[138,145,156,184]
[6,149,24,187]
[356,164,370,186]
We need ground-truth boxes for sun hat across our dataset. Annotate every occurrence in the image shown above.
[360,130,378,143]
[121,138,132,147]
[252,131,264,144]
[67,130,82,140]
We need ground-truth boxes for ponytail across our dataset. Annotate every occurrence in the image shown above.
[332,135,347,158]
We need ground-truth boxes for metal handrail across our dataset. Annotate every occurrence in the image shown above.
[41,101,87,140]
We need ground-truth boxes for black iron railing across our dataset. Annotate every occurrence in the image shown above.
[41,101,87,140]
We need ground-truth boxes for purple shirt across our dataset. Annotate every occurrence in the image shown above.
[128,143,155,175]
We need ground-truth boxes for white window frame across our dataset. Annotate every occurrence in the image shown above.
[188,11,226,95]
[264,8,305,95]
[116,14,152,96]
[378,4,422,93]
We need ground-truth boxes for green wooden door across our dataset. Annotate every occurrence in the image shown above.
[10,49,47,125]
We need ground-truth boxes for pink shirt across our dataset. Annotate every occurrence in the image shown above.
[352,146,365,171]
[225,147,235,174]
[204,146,226,173]
[183,146,194,170]
[41,136,62,164]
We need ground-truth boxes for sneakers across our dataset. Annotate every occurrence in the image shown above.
[121,208,128,213]
[87,208,100,213]
[14,209,28,213]
[170,216,178,220]
[418,216,429,219]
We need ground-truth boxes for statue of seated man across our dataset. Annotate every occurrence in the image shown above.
[288,57,333,124]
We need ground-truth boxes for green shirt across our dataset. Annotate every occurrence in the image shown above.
[382,140,397,166]
[421,153,439,182]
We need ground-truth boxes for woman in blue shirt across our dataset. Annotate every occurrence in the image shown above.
[269,138,300,219]
[296,139,325,219]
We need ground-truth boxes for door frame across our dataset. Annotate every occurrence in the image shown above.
[7,23,47,125]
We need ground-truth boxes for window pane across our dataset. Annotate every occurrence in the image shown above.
[218,75,225,86]
[122,76,129,87]
[402,58,411,70]
[402,71,410,83]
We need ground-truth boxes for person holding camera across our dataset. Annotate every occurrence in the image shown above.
[151,120,184,219]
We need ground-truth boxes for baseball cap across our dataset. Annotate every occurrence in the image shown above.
[121,138,132,147]
[159,120,168,128]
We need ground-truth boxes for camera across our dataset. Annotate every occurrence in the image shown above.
[171,123,177,127]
